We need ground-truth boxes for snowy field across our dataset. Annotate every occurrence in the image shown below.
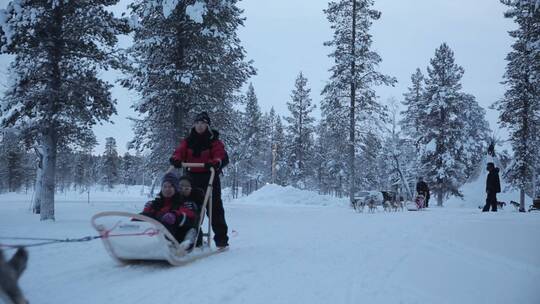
[1,184,539,304]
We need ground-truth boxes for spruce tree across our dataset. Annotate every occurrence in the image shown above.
[416,43,490,206]
[401,68,425,142]
[273,116,288,186]
[323,0,396,202]
[0,129,24,192]
[124,0,255,176]
[284,72,316,188]
[102,137,119,189]
[239,83,264,183]
[496,0,540,209]
[0,0,129,220]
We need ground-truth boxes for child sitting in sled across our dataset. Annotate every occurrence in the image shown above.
[140,173,203,250]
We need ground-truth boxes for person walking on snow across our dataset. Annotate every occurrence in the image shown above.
[482,162,501,212]
[416,177,430,208]
[140,173,202,250]
[168,112,230,249]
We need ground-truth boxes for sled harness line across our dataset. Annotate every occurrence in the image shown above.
[0,227,160,250]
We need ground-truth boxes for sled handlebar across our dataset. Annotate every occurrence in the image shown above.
[181,163,205,168]
[166,163,215,174]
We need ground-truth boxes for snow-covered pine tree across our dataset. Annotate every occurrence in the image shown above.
[264,107,277,183]
[357,130,383,190]
[382,98,417,200]
[495,0,540,209]
[316,106,349,197]
[401,68,425,144]
[238,83,264,186]
[124,0,255,178]
[416,43,490,206]
[273,115,288,186]
[102,137,119,189]
[0,0,129,220]
[0,129,24,192]
[323,0,396,202]
[313,123,331,194]
[284,72,316,189]
[55,146,74,192]
[221,108,244,198]
[121,152,135,185]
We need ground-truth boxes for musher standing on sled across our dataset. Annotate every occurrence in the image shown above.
[168,112,230,249]
[416,177,430,208]
[482,162,501,212]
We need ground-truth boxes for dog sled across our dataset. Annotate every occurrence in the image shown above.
[406,193,425,211]
[91,163,226,266]
[529,198,540,212]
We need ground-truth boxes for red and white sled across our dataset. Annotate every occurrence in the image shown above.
[91,164,225,266]
[406,193,426,211]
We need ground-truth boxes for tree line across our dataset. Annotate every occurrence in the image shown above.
[0,0,538,220]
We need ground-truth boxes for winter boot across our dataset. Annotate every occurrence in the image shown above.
[179,228,197,252]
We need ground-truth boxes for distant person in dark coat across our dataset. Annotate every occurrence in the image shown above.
[416,177,430,207]
[482,162,501,212]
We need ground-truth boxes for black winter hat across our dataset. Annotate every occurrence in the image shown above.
[194,112,211,125]
[162,172,180,192]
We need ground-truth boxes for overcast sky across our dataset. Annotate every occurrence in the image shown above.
[0,0,515,154]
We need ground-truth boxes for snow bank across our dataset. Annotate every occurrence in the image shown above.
[232,184,348,207]
[0,185,149,204]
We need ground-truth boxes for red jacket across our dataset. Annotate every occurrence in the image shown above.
[141,191,201,225]
[170,129,228,173]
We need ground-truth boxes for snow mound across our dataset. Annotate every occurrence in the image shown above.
[232,184,348,207]
[0,185,149,203]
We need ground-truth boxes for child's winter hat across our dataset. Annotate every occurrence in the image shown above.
[162,172,180,192]
[194,111,211,125]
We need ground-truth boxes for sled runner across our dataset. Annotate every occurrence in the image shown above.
[91,164,224,266]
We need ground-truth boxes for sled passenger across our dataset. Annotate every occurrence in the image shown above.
[168,112,230,249]
[141,173,202,250]
[482,162,501,212]
[416,177,430,208]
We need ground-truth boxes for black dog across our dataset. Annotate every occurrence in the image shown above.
[497,201,506,210]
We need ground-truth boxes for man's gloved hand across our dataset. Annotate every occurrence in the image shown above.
[169,157,183,168]
[204,161,220,170]
[160,212,177,225]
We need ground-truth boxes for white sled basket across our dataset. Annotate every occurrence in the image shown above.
[91,164,224,266]
[91,211,221,266]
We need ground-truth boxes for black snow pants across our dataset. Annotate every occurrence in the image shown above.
[188,171,229,247]
[482,192,498,212]
[162,223,195,243]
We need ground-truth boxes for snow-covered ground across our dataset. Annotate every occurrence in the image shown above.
[1,183,539,304]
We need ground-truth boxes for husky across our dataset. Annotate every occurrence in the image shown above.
[367,199,377,213]
[383,201,392,212]
[497,201,506,210]
[509,201,520,211]
[0,247,28,304]
[351,199,365,213]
